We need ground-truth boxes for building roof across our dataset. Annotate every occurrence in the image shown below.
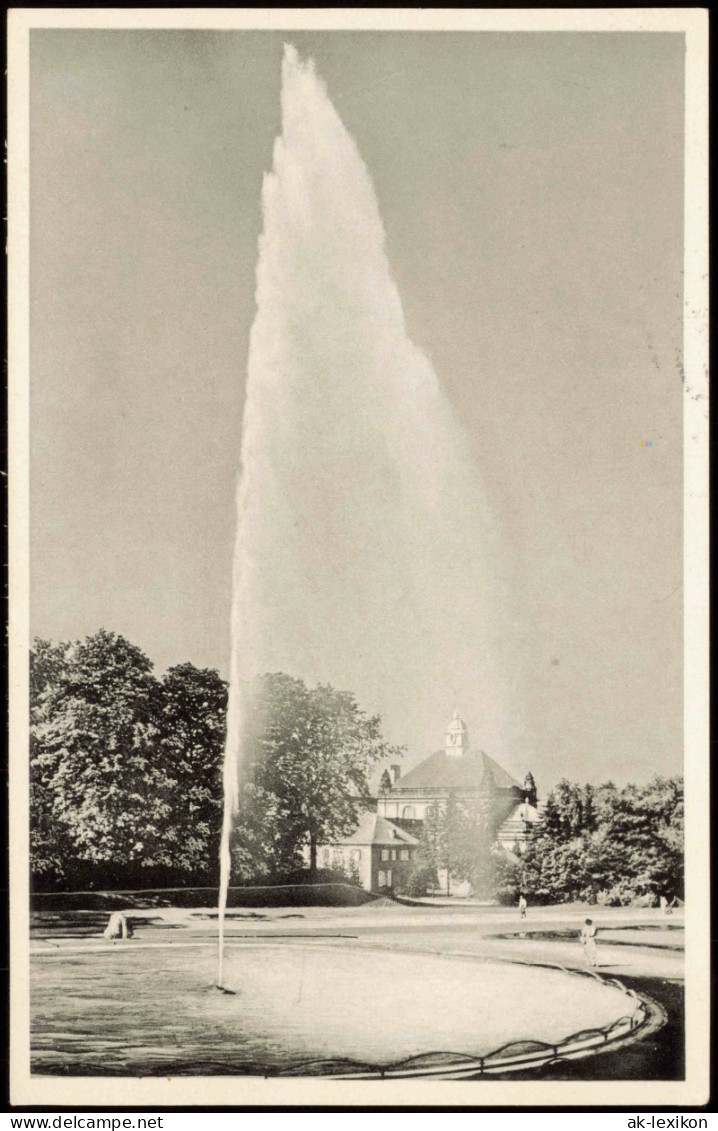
[338,811,419,847]
[389,748,521,793]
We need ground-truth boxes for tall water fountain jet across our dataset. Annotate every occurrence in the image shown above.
[218,46,521,983]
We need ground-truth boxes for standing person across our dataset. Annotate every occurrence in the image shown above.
[580,918,598,967]
[518,894,527,919]
[660,895,668,915]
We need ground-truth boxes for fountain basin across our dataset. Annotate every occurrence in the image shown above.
[31,941,651,1077]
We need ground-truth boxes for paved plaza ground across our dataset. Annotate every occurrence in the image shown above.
[30,898,684,1079]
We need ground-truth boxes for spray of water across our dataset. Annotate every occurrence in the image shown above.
[217,46,520,985]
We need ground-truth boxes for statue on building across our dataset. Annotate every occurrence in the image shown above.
[523,771,537,806]
[445,710,469,757]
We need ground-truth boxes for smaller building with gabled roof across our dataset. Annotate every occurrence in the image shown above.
[304,810,419,893]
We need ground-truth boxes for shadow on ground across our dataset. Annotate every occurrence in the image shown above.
[486,974,684,1081]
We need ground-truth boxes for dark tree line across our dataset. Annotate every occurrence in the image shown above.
[492,777,684,906]
[30,630,683,906]
[31,631,228,889]
[30,630,401,891]
[396,777,683,906]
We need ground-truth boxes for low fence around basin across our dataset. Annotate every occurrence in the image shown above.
[277,964,655,1080]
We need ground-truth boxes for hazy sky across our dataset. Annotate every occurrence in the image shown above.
[30,30,684,787]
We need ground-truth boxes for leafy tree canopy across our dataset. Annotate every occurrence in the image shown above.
[237,672,404,877]
[507,776,683,906]
[30,632,228,888]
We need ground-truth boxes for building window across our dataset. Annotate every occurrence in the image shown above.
[391,849,397,861]
[402,806,416,819]
[426,805,436,819]
[400,848,409,861]
[381,849,389,861]
[350,849,361,863]
[378,870,386,887]
[386,869,393,887]
[321,849,330,866]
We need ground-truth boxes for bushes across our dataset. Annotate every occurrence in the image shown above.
[395,864,437,897]
[490,845,521,905]
[509,777,683,906]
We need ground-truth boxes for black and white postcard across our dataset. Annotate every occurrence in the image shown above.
[8,7,709,1109]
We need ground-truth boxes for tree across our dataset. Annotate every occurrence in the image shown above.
[647,777,684,898]
[490,843,522,905]
[238,673,403,880]
[542,779,589,840]
[30,639,74,884]
[419,793,490,895]
[378,769,393,793]
[30,630,162,886]
[589,777,684,903]
[152,663,228,883]
[30,632,238,889]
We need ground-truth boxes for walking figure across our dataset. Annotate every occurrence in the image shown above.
[580,918,598,967]
[518,894,527,919]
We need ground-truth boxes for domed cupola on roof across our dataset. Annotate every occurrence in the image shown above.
[445,710,469,758]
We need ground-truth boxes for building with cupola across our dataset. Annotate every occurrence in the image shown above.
[307,711,542,895]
